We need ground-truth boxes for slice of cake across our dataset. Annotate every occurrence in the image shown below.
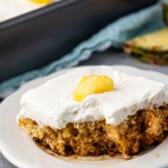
[17,66,168,159]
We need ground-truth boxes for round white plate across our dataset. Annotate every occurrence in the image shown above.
[0,65,168,168]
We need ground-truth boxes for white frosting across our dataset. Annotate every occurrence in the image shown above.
[0,0,58,22]
[17,66,168,129]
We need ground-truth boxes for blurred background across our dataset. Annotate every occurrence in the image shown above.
[0,0,158,82]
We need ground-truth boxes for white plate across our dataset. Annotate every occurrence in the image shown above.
[0,65,168,168]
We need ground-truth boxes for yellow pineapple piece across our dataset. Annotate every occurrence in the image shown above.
[73,75,115,102]
[30,0,52,5]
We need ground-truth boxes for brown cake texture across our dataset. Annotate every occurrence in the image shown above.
[18,104,168,159]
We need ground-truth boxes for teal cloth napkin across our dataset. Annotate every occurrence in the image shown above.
[0,0,167,97]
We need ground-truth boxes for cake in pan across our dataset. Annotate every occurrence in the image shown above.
[17,66,168,159]
[0,0,59,22]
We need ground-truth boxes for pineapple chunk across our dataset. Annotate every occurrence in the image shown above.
[73,75,115,102]
[30,0,52,5]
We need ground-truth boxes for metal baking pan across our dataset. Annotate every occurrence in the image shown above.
[0,0,157,82]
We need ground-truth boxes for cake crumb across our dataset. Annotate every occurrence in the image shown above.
[155,153,160,158]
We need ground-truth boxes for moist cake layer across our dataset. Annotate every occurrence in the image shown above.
[17,66,168,129]
[18,104,168,159]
